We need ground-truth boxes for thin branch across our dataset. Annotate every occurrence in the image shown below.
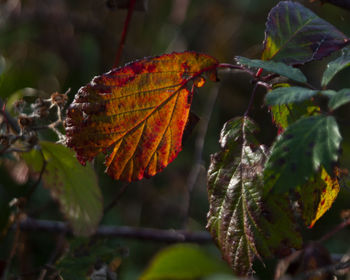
[318,217,350,243]
[290,259,350,280]
[182,85,220,228]
[218,63,256,77]
[103,183,129,215]
[244,82,259,117]
[26,148,46,199]
[113,0,137,67]
[17,218,213,243]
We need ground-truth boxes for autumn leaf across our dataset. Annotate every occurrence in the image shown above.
[65,51,218,181]
[297,167,340,228]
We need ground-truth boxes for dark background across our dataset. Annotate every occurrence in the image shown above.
[0,0,350,278]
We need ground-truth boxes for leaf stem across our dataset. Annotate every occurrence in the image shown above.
[244,82,259,117]
[103,183,129,215]
[218,63,256,77]
[113,0,137,68]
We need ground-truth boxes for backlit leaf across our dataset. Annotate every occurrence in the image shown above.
[235,56,307,83]
[328,88,350,110]
[297,167,340,228]
[322,47,350,86]
[264,115,341,193]
[262,1,350,65]
[207,117,301,276]
[65,51,218,182]
[139,244,232,280]
[22,142,103,236]
[270,102,319,133]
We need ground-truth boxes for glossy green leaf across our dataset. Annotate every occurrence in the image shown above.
[207,117,301,276]
[328,88,350,110]
[266,87,319,105]
[322,48,350,86]
[139,244,232,280]
[264,116,341,193]
[22,142,103,236]
[235,56,307,83]
[262,1,350,65]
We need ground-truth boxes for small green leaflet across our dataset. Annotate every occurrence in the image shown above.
[235,56,307,83]
[22,142,103,236]
[139,244,232,280]
[322,48,350,87]
[264,115,341,193]
[262,1,350,65]
[207,117,301,276]
[328,88,350,110]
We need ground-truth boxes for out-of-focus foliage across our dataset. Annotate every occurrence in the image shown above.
[1,0,350,279]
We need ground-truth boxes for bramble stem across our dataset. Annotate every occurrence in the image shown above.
[113,0,137,67]
[244,82,259,117]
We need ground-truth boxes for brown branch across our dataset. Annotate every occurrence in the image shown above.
[17,217,213,243]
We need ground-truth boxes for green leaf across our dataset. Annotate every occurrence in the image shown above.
[207,117,301,276]
[328,88,350,110]
[235,56,307,83]
[139,244,232,280]
[322,48,350,87]
[270,102,319,132]
[266,87,319,105]
[22,142,103,236]
[262,1,350,65]
[264,116,341,193]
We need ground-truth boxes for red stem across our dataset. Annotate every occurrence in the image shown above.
[113,0,137,68]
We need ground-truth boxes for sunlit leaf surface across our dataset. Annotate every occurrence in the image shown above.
[65,51,218,181]
[140,244,232,280]
[207,117,301,276]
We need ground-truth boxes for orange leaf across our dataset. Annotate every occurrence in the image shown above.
[65,51,218,181]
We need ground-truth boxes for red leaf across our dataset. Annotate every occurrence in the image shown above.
[65,51,218,181]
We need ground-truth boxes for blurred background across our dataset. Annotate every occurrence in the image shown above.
[1,0,350,278]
